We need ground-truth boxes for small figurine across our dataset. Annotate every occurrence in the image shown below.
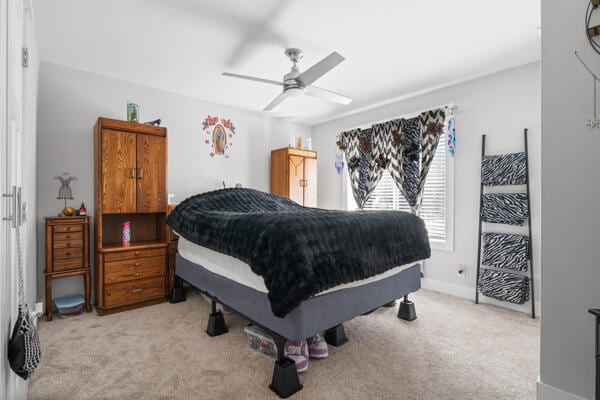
[143,118,161,126]
[79,203,87,216]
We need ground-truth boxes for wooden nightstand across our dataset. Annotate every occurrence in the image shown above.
[166,204,179,296]
[45,216,92,321]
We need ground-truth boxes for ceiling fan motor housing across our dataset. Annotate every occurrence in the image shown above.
[283,48,305,94]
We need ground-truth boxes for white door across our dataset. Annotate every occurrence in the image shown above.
[1,0,29,398]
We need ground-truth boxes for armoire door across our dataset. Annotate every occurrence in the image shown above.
[288,155,305,205]
[101,130,136,213]
[136,134,166,213]
[303,157,317,207]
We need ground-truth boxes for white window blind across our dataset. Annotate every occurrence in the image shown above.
[360,131,448,242]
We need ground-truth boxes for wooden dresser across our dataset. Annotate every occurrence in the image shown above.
[271,147,317,207]
[94,117,168,315]
[44,216,92,321]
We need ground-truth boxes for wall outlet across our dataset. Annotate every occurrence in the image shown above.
[457,264,467,278]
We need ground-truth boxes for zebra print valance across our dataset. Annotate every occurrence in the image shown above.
[338,107,448,212]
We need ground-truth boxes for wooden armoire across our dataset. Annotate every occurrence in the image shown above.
[94,117,168,315]
[270,147,317,207]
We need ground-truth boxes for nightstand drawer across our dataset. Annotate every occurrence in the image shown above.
[53,258,83,272]
[54,232,83,241]
[54,247,83,260]
[54,224,83,233]
[104,276,165,307]
[104,256,165,284]
[104,247,166,262]
[54,239,83,249]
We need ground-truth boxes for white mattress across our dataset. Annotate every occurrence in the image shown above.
[177,236,418,296]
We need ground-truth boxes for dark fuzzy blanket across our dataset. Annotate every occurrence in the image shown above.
[167,188,430,317]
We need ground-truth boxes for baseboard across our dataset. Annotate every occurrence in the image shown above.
[421,277,541,317]
[537,380,587,400]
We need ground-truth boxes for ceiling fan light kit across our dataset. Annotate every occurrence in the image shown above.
[223,48,353,111]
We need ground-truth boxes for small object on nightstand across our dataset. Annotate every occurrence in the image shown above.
[79,203,87,216]
[62,206,75,217]
[44,216,92,321]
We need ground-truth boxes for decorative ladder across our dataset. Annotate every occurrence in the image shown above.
[475,129,535,319]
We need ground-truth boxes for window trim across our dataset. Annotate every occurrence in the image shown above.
[341,144,454,252]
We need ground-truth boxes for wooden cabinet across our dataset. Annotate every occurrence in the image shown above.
[94,117,168,315]
[136,133,167,213]
[100,129,137,213]
[100,127,166,214]
[44,216,92,321]
[271,147,317,207]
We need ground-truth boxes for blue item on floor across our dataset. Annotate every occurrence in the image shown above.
[53,294,85,316]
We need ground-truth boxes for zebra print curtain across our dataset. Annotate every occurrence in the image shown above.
[339,128,384,208]
[338,107,446,212]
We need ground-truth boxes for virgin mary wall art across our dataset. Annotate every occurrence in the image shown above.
[202,115,236,158]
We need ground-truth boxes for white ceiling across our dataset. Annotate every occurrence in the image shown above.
[33,0,540,126]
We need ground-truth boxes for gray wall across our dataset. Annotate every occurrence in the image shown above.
[311,62,541,315]
[539,1,600,399]
[36,62,310,301]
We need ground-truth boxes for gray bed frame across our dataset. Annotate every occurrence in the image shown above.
[171,253,421,398]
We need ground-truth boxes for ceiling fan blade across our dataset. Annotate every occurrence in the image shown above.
[222,73,283,86]
[263,92,288,111]
[306,86,352,105]
[295,52,345,87]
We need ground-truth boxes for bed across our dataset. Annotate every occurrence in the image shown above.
[167,188,429,398]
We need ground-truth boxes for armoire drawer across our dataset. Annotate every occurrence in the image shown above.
[104,247,166,262]
[53,239,83,249]
[54,247,83,260]
[104,276,165,308]
[53,258,83,272]
[53,224,83,233]
[104,256,165,284]
[54,231,83,241]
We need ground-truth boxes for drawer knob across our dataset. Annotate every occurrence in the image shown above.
[131,288,143,293]
[65,252,71,256]
[134,251,141,256]
[134,273,141,277]
[134,262,141,267]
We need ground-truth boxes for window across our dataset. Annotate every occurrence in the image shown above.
[346,130,453,250]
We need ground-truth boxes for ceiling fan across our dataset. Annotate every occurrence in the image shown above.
[222,48,352,111]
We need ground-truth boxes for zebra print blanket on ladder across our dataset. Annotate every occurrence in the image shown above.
[478,268,529,304]
[482,233,529,272]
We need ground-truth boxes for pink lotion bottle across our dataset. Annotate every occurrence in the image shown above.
[122,221,131,247]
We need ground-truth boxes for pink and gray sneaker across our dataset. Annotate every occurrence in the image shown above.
[284,340,309,373]
[307,332,329,358]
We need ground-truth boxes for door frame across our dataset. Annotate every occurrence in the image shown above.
[1,0,10,396]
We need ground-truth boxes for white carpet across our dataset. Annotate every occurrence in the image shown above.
[29,289,540,400]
